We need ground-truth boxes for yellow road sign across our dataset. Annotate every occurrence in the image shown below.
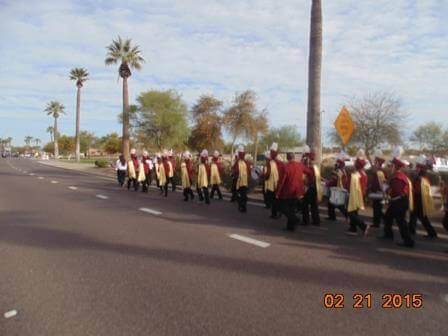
[334,106,355,145]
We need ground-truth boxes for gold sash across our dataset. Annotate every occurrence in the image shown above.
[181,162,190,188]
[210,163,221,185]
[421,178,435,217]
[377,170,386,186]
[159,163,167,185]
[197,163,208,188]
[137,163,146,182]
[348,171,365,212]
[167,161,174,178]
[127,160,136,179]
[314,165,323,203]
[407,177,414,213]
[236,160,248,189]
[336,170,344,189]
[265,161,279,192]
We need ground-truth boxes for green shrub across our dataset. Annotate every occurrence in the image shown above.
[95,159,110,168]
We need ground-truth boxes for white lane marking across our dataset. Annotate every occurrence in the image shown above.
[442,294,448,304]
[51,180,58,184]
[139,207,162,216]
[68,186,78,190]
[23,171,27,173]
[38,176,44,180]
[29,173,35,176]
[247,201,264,207]
[4,310,18,319]
[96,194,109,200]
[228,234,271,248]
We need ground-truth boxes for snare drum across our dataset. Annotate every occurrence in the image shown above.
[329,187,348,206]
[250,167,261,181]
[368,192,383,200]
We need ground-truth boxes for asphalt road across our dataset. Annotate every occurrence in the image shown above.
[1,158,447,336]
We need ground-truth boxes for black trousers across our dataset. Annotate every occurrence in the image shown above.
[372,199,384,227]
[348,211,366,233]
[141,173,152,192]
[266,190,279,217]
[231,177,238,202]
[303,187,320,225]
[443,211,448,232]
[280,198,300,231]
[169,176,176,192]
[163,182,169,197]
[127,177,139,191]
[237,186,248,212]
[197,187,210,204]
[183,187,194,201]
[210,184,223,199]
[327,202,347,220]
[409,194,437,237]
[384,197,414,246]
[117,170,126,186]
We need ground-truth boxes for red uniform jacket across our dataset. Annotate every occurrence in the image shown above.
[211,158,223,174]
[264,159,285,183]
[389,171,409,198]
[131,154,139,172]
[327,168,349,190]
[185,159,194,181]
[169,157,176,173]
[359,170,368,196]
[141,156,150,174]
[370,168,386,193]
[162,158,171,176]
[412,175,430,195]
[276,161,306,199]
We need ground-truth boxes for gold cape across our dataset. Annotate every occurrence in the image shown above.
[181,162,191,188]
[197,163,208,188]
[210,163,222,185]
[265,160,279,192]
[314,165,323,203]
[421,178,435,217]
[348,171,365,212]
[236,160,248,189]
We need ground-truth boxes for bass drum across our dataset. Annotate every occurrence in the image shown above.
[251,167,262,180]
[329,187,348,206]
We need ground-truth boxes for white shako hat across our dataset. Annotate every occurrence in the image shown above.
[142,150,148,156]
[356,149,366,159]
[264,151,271,159]
[245,153,253,161]
[213,150,219,157]
[416,154,427,165]
[303,144,311,154]
[168,149,173,156]
[336,151,347,162]
[130,148,137,155]
[162,149,169,157]
[392,145,404,159]
[201,149,208,157]
[183,151,191,159]
[270,142,278,151]
[374,148,384,160]
[237,145,244,153]
[156,152,161,158]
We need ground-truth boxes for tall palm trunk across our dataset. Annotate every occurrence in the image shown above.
[54,117,59,159]
[75,85,81,162]
[122,76,130,159]
[306,0,323,163]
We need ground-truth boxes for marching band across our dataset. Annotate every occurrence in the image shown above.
[115,144,448,249]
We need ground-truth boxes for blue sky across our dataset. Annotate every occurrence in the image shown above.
[1,0,447,146]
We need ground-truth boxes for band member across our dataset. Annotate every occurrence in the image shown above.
[261,151,271,208]
[230,153,238,202]
[302,145,323,226]
[115,154,127,187]
[168,149,177,192]
[443,182,448,232]
[197,149,210,204]
[232,145,251,213]
[382,146,415,248]
[154,153,163,192]
[327,152,348,221]
[167,149,176,192]
[346,151,368,235]
[264,142,284,218]
[127,148,141,191]
[210,150,223,200]
[276,152,306,231]
[370,149,387,227]
[409,156,437,238]
[160,151,170,197]
[140,150,152,192]
[181,151,195,201]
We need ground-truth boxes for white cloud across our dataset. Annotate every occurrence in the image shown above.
[0,0,447,145]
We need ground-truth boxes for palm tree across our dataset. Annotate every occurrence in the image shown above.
[69,67,89,162]
[46,126,54,142]
[45,101,65,158]
[24,136,33,149]
[34,138,41,148]
[105,36,144,159]
[306,0,323,162]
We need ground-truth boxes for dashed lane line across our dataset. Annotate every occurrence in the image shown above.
[96,194,109,200]
[51,181,59,184]
[228,234,271,248]
[68,186,78,190]
[139,207,162,216]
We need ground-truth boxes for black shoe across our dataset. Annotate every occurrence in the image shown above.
[184,198,188,202]
[312,222,320,227]
[286,225,296,232]
[346,230,358,236]
[326,217,336,221]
